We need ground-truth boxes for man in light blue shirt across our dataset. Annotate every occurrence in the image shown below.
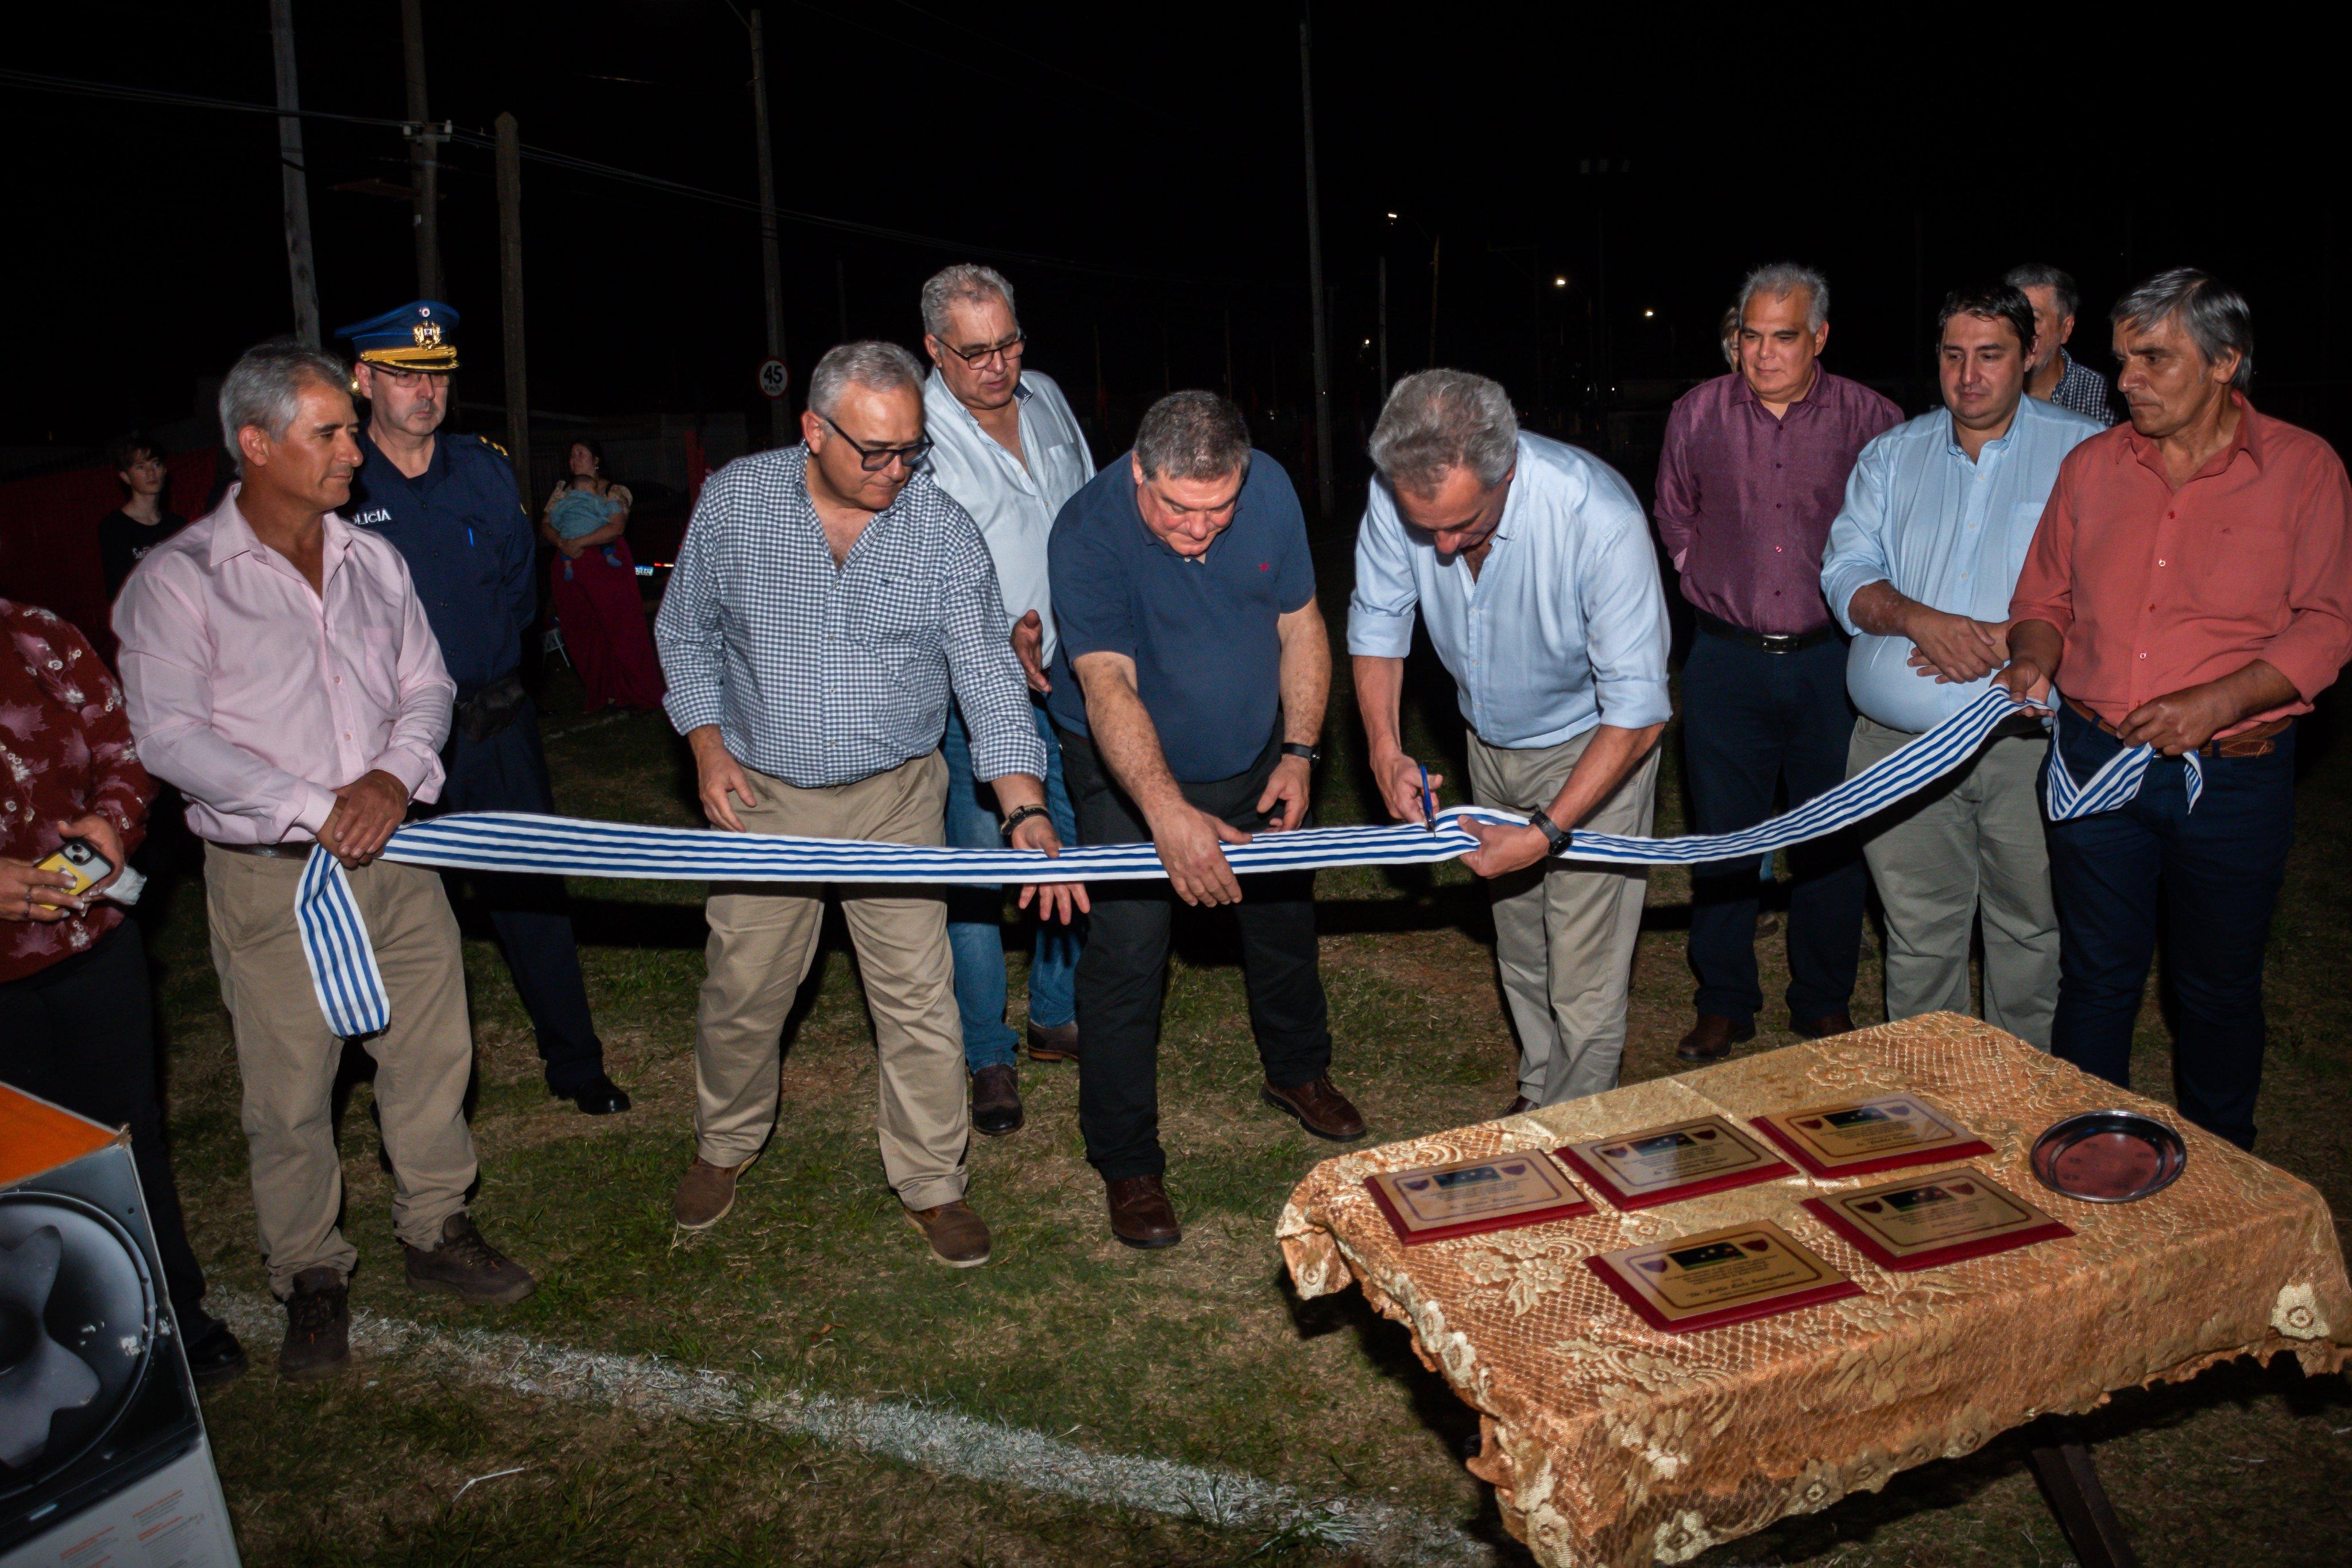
[1819,284,2102,1046]
[1350,371,1671,1107]
[918,265,1097,1135]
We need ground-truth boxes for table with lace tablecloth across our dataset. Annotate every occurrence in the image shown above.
[1278,1013,2350,1568]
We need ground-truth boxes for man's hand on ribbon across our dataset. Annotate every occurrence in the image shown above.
[996,773,1089,924]
[1459,818,1551,880]
[1256,753,1313,833]
[319,769,411,868]
[1150,802,1250,908]
[688,726,759,832]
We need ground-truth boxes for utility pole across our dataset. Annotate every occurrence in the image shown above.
[400,0,443,299]
[1298,18,1334,520]
[495,113,532,498]
[748,8,790,446]
[268,0,320,346]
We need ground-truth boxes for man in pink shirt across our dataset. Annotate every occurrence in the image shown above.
[2001,271,2352,1151]
[116,339,535,1381]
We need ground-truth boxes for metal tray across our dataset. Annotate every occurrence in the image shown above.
[2030,1110,2187,1203]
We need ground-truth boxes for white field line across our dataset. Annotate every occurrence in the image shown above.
[216,1294,1492,1565]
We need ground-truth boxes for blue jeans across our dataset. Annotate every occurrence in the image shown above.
[2045,703,2295,1151]
[943,699,1082,1070]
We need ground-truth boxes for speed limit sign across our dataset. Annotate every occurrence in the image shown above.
[757,358,790,400]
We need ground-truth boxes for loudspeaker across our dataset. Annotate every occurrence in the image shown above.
[0,1082,239,1566]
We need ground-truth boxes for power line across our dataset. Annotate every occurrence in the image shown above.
[2,67,1280,290]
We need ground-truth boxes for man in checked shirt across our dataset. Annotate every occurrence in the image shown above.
[655,341,1081,1267]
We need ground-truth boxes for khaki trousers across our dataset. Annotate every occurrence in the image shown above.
[1848,717,2059,1048]
[203,846,478,1296]
[693,752,968,1210]
[1465,729,1659,1105]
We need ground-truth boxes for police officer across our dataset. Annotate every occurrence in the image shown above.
[338,301,630,1116]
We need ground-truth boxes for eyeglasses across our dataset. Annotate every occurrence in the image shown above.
[817,413,933,473]
[939,331,1026,367]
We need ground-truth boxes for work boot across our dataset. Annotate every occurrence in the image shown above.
[906,1199,993,1268]
[1026,1019,1080,1063]
[1677,1013,1755,1062]
[672,1156,745,1231]
[972,1064,1024,1136]
[1104,1174,1181,1249]
[404,1214,536,1306]
[1792,1011,1856,1040]
[1260,1076,1367,1141]
[278,1267,350,1383]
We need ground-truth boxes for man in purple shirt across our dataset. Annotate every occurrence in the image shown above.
[1654,264,1902,1060]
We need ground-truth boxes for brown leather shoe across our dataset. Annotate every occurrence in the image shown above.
[278,1266,350,1382]
[672,1156,745,1231]
[1104,1174,1181,1249]
[972,1064,1023,1136]
[404,1213,536,1306]
[1677,1013,1756,1062]
[1026,1019,1080,1063]
[906,1199,992,1267]
[1503,1095,1539,1116]
[1260,1076,1367,1141]
[1793,1011,1856,1040]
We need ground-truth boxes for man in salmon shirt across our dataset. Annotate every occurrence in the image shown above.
[1998,270,2352,1151]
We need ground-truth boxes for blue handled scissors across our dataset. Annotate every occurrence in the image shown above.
[1419,763,1437,832]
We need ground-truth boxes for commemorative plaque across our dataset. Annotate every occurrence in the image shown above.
[1803,1168,2074,1271]
[1749,1093,1993,1178]
[1586,1220,1862,1333]
[1556,1115,1794,1209]
[1363,1149,1595,1245]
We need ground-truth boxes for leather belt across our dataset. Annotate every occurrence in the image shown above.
[204,838,315,860]
[2062,696,2289,758]
[1694,609,1840,654]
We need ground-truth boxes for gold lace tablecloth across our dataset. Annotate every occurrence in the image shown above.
[1278,1014,2350,1567]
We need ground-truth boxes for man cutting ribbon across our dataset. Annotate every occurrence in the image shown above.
[1997,269,2352,1152]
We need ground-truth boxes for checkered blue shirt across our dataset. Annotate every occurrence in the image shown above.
[655,445,1046,789]
[2050,350,2119,425]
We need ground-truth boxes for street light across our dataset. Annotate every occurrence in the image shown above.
[1554,276,1569,288]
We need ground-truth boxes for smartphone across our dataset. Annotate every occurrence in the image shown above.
[34,838,114,908]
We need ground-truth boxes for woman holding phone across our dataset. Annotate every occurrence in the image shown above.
[0,598,246,1383]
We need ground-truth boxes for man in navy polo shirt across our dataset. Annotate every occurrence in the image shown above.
[1047,391,1361,1250]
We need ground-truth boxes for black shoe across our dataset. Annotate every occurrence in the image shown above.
[182,1315,249,1387]
[555,1073,632,1116]
[279,1267,351,1381]
[971,1064,1024,1136]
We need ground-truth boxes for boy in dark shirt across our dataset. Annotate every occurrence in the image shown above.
[98,434,188,598]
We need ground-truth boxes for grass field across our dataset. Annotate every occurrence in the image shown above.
[135,584,2352,1566]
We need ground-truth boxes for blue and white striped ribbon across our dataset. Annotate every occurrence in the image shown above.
[293,686,2177,1039]
[2040,699,2203,820]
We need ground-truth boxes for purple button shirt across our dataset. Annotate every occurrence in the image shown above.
[1654,370,1903,636]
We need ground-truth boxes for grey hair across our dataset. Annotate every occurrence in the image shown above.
[1718,304,1742,369]
[807,339,926,418]
[1133,391,1252,482]
[2111,268,2254,388]
[219,337,351,470]
[1367,370,1519,494]
[1735,261,1831,332]
[2003,262,2081,322]
[920,264,1018,340]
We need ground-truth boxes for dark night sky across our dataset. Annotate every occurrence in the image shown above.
[13,2,2351,485]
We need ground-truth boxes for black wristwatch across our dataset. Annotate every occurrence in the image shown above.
[1527,809,1573,855]
[1000,803,1051,842]
[1280,742,1322,765]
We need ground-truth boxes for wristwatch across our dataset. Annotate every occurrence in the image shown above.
[1527,809,1573,855]
[1000,803,1051,842]
[1280,743,1322,765]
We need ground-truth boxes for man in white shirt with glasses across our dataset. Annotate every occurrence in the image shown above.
[919,265,1096,1136]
